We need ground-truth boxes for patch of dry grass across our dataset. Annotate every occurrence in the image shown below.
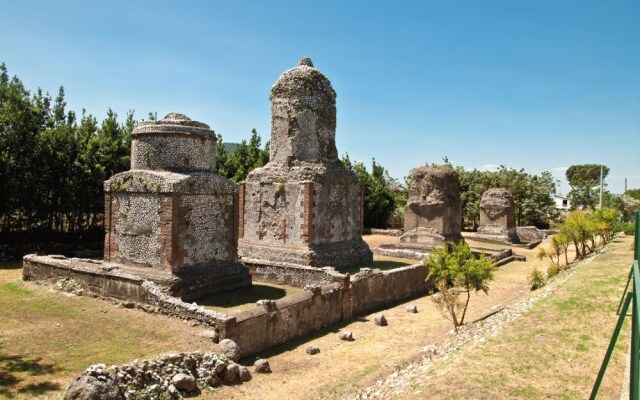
[0,264,217,399]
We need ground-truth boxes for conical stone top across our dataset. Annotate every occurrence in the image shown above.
[269,58,338,164]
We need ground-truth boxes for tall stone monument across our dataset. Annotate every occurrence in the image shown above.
[104,113,251,300]
[475,188,519,244]
[237,58,372,269]
[399,165,463,248]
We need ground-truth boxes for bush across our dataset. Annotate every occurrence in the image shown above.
[425,241,496,332]
[528,267,546,290]
[547,264,561,279]
[614,222,635,236]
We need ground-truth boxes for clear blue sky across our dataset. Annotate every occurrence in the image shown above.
[2,0,639,193]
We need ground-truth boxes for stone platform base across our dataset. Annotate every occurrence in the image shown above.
[374,243,523,267]
[238,239,373,270]
[469,234,541,249]
[22,254,251,302]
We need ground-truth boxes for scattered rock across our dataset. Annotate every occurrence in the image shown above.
[405,305,418,313]
[339,331,354,341]
[64,374,123,400]
[171,372,197,393]
[374,314,388,326]
[239,366,252,382]
[199,329,220,343]
[222,363,240,384]
[218,339,241,361]
[254,358,271,373]
[306,345,320,355]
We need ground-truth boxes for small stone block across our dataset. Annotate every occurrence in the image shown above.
[405,305,418,313]
[254,359,271,373]
[306,345,320,355]
[374,314,388,326]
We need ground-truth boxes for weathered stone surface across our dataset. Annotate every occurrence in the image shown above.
[222,363,240,384]
[131,112,216,172]
[238,59,372,270]
[270,57,337,164]
[254,359,271,373]
[103,112,251,299]
[374,314,388,326]
[171,372,197,393]
[306,345,320,355]
[218,339,241,362]
[239,366,252,382]
[64,374,123,400]
[400,165,463,248]
[476,188,519,243]
[200,329,220,343]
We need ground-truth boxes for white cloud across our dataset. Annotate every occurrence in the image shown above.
[478,163,499,172]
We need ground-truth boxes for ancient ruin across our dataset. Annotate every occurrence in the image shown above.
[27,113,251,301]
[237,57,373,270]
[399,165,463,249]
[474,188,519,244]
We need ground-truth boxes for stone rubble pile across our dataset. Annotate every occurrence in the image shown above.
[66,351,252,400]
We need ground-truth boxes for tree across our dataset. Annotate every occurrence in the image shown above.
[566,164,609,210]
[425,242,496,332]
[342,155,397,228]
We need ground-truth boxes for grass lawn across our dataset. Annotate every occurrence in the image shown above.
[0,262,217,399]
[394,234,634,400]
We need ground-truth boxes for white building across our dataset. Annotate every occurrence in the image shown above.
[553,194,571,211]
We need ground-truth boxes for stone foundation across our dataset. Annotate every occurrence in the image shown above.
[23,253,435,358]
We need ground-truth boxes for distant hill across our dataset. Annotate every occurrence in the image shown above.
[223,142,240,152]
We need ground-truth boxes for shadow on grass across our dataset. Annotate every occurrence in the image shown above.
[241,316,370,364]
[0,261,22,271]
[0,353,62,398]
[197,283,288,309]
[337,260,412,275]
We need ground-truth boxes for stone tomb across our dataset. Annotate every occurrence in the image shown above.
[474,188,519,244]
[25,112,251,302]
[237,58,372,270]
[398,165,463,249]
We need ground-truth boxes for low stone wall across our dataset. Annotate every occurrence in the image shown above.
[23,254,433,359]
[243,260,348,288]
[364,228,404,237]
[227,284,344,356]
[349,263,431,317]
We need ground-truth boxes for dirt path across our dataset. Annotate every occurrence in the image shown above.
[199,235,554,400]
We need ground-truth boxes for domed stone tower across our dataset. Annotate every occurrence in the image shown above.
[399,165,464,248]
[476,188,519,243]
[104,113,251,300]
[238,58,372,271]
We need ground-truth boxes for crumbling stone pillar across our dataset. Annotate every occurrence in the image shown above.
[104,113,250,300]
[476,188,519,243]
[237,58,372,269]
[400,165,463,248]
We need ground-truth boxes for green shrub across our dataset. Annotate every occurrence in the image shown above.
[547,264,561,279]
[528,267,546,290]
[614,222,635,236]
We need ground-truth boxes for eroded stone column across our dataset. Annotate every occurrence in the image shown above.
[238,58,372,269]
